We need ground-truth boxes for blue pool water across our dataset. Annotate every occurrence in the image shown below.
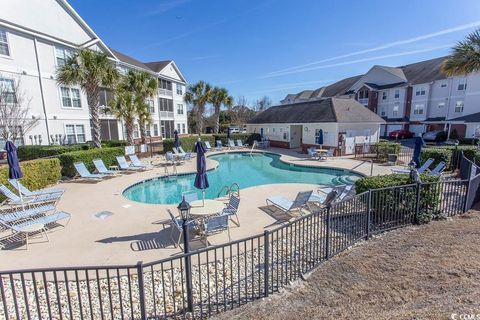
[123,152,362,204]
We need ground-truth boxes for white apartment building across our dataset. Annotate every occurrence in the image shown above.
[0,0,188,146]
[282,56,480,139]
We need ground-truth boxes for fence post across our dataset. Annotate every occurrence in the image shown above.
[464,166,472,212]
[136,261,147,320]
[414,182,421,224]
[366,190,372,239]
[324,206,331,260]
[263,230,270,297]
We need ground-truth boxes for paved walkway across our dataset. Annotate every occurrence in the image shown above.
[0,149,404,270]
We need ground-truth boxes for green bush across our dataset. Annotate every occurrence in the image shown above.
[17,144,91,161]
[102,140,128,148]
[214,133,261,147]
[374,141,401,162]
[58,147,124,178]
[420,148,453,169]
[163,135,216,153]
[0,158,61,200]
[355,173,439,194]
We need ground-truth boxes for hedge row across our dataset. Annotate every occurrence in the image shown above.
[0,158,62,200]
[375,141,401,161]
[420,148,453,169]
[102,140,128,148]
[355,173,439,194]
[163,133,261,152]
[58,147,125,178]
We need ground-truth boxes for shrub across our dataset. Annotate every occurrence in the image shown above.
[420,148,453,169]
[102,140,128,148]
[163,135,216,153]
[17,144,91,161]
[58,147,124,178]
[214,133,261,147]
[355,173,439,194]
[0,158,61,200]
[374,141,401,162]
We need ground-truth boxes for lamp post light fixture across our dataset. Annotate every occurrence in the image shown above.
[177,196,193,312]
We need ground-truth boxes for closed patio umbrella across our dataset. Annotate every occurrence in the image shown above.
[5,140,24,208]
[194,139,209,205]
[317,129,324,147]
[412,136,425,168]
[174,130,180,149]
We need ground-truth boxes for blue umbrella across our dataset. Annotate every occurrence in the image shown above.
[411,136,424,168]
[317,129,324,145]
[174,130,180,149]
[260,128,264,139]
[5,140,24,207]
[194,140,209,205]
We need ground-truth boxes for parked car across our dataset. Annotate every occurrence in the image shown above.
[388,129,414,139]
[422,130,447,142]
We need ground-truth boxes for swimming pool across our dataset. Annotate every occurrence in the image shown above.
[123,152,362,205]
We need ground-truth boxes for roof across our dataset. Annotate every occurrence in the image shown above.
[295,90,314,100]
[377,65,407,82]
[424,117,447,122]
[322,75,363,97]
[248,98,385,124]
[110,49,151,71]
[400,56,448,85]
[144,61,173,73]
[450,112,480,123]
[382,117,408,123]
[364,82,407,90]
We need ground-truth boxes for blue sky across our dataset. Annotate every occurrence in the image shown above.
[70,0,480,105]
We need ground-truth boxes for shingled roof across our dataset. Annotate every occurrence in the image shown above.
[145,61,173,73]
[110,49,152,70]
[249,98,385,124]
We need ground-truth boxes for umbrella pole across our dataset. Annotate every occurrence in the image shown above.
[16,180,24,211]
[202,189,205,206]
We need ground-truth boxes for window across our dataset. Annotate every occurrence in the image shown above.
[177,124,181,133]
[159,79,172,91]
[60,87,81,108]
[153,124,159,136]
[158,98,173,112]
[455,100,464,113]
[182,123,186,134]
[0,30,10,56]
[65,124,85,144]
[145,125,151,137]
[415,86,426,96]
[176,84,183,95]
[438,102,445,108]
[177,103,184,114]
[272,127,276,133]
[458,78,467,91]
[147,99,154,113]
[441,82,447,88]
[382,91,388,100]
[161,120,175,138]
[394,90,400,99]
[413,104,424,115]
[358,90,369,99]
[0,78,16,103]
[380,107,386,116]
[393,102,399,116]
[55,46,74,66]
[133,124,139,139]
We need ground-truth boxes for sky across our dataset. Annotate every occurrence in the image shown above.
[69,0,480,106]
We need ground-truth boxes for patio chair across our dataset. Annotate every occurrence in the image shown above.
[74,162,107,180]
[182,191,199,204]
[201,213,230,245]
[266,190,313,216]
[0,210,70,249]
[236,139,247,148]
[93,159,118,175]
[179,146,195,158]
[0,184,61,206]
[129,155,150,169]
[0,203,56,223]
[173,147,190,160]
[228,139,236,149]
[392,158,434,174]
[316,185,354,203]
[166,209,197,249]
[326,148,335,159]
[428,161,446,177]
[307,190,339,210]
[216,140,224,150]
[221,195,240,226]
[307,147,318,160]
[116,156,143,171]
[8,179,64,197]
[204,141,212,151]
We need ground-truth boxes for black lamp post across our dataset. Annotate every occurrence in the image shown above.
[177,196,193,312]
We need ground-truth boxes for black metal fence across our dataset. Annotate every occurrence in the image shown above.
[1,158,479,319]
[354,144,413,165]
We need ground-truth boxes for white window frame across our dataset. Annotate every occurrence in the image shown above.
[64,124,86,144]
[413,104,424,115]
[454,100,464,113]
[147,99,155,113]
[59,87,82,108]
[393,102,399,117]
[382,91,388,100]
[0,29,11,58]
[0,77,17,103]
[415,86,426,96]
[133,124,140,139]
[153,124,159,136]
[177,103,184,115]
[54,46,75,67]
[394,89,400,99]
[458,78,467,91]
[182,123,186,134]
[380,107,386,116]
[176,84,183,95]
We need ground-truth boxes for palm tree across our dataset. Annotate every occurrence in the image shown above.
[184,81,212,134]
[123,71,158,143]
[104,87,136,145]
[209,87,233,133]
[56,49,119,148]
[442,29,480,77]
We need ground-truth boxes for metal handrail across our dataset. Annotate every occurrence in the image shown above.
[217,185,230,198]
[350,159,374,176]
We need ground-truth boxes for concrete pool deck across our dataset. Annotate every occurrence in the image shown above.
[0,148,405,270]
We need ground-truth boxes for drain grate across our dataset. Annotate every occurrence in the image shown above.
[94,211,114,219]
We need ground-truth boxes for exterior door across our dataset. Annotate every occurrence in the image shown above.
[290,125,302,148]
[345,130,355,155]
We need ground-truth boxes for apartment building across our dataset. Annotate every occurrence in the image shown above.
[0,0,188,146]
[281,56,480,139]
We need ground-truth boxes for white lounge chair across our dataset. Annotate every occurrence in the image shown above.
[216,140,224,150]
[0,203,56,223]
[74,162,106,180]
[204,141,212,151]
[428,161,446,177]
[129,154,150,169]
[8,179,64,197]
[392,158,434,174]
[266,191,313,216]
[179,146,195,158]
[173,147,189,161]
[235,139,247,148]
[116,156,143,171]
[93,159,118,175]
[307,147,318,160]
[0,184,60,206]
[228,139,236,149]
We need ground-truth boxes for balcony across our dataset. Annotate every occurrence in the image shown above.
[358,98,369,106]
[160,111,175,118]
[158,88,173,97]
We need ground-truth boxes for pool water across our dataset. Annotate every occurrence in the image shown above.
[123,152,361,205]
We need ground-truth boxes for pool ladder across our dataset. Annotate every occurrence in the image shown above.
[164,162,178,179]
[217,182,240,199]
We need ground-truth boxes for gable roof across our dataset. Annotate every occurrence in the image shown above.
[450,112,480,123]
[400,56,448,85]
[248,98,385,124]
[110,49,152,71]
[144,61,172,73]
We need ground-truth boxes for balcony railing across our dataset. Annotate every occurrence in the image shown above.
[158,88,173,97]
[358,98,369,106]
[160,111,175,118]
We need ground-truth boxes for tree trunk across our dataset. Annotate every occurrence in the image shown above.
[214,104,220,133]
[139,118,147,144]
[196,104,204,134]
[125,119,135,146]
[87,89,102,148]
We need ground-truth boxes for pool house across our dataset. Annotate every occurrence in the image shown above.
[246,97,386,155]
